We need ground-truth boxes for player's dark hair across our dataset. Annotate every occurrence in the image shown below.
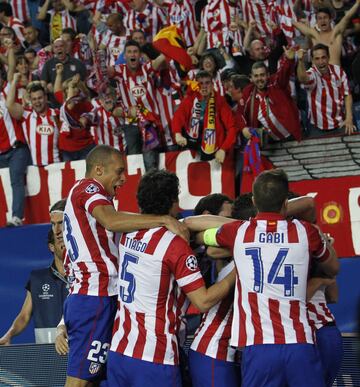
[251,61,268,74]
[47,228,55,245]
[311,43,330,58]
[195,70,212,81]
[0,3,13,16]
[232,193,257,220]
[85,145,123,175]
[125,39,141,51]
[316,7,332,18]
[50,198,67,213]
[253,169,289,212]
[1,26,16,39]
[231,74,250,91]
[137,170,179,215]
[15,55,29,66]
[194,193,232,216]
[220,68,237,83]
[29,83,46,95]
[61,27,76,40]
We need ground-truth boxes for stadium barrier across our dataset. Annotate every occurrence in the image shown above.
[0,335,358,387]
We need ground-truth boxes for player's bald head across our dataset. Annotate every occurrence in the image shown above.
[85,145,123,176]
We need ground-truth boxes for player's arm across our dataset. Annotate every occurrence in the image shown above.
[186,268,236,312]
[152,53,167,71]
[312,227,339,277]
[92,205,189,241]
[0,291,32,345]
[184,215,235,233]
[306,277,335,301]
[325,280,338,303]
[292,20,318,39]
[286,196,316,223]
[6,73,24,120]
[296,48,311,84]
[206,246,232,259]
[55,317,68,355]
[333,0,360,38]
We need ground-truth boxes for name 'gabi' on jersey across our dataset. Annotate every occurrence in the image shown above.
[258,232,285,243]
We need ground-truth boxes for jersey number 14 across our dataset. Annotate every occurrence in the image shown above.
[246,247,298,297]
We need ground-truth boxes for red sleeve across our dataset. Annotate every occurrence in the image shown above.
[54,90,64,104]
[303,222,330,262]
[77,181,113,214]
[166,237,205,294]
[216,220,243,251]
[171,95,193,134]
[275,57,294,89]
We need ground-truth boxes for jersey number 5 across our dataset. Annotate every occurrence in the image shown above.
[246,247,298,297]
[119,253,139,303]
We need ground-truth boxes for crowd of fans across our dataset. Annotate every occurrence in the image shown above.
[0,0,360,226]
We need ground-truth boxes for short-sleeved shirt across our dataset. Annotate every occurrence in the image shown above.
[110,227,205,365]
[63,178,119,296]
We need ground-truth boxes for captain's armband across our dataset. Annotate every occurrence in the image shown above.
[203,228,220,247]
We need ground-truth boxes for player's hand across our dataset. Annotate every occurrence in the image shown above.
[229,21,238,32]
[297,48,306,61]
[55,325,68,355]
[55,63,64,75]
[175,133,187,147]
[13,73,21,85]
[0,334,11,346]
[112,106,124,117]
[283,45,296,60]
[163,216,190,242]
[248,19,257,30]
[215,149,226,164]
[344,117,356,135]
[242,127,252,139]
[187,46,195,56]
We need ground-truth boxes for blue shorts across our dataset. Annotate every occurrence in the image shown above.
[188,349,240,387]
[242,343,325,387]
[316,325,343,386]
[64,294,117,381]
[107,351,182,387]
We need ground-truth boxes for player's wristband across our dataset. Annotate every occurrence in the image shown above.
[203,228,220,247]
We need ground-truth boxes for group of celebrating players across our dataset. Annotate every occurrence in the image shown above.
[52,144,341,387]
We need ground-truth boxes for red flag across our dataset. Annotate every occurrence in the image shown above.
[153,25,192,71]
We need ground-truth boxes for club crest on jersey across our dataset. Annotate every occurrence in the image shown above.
[36,125,54,135]
[85,184,100,194]
[89,362,101,375]
[131,85,146,98]
[186,255,198,271]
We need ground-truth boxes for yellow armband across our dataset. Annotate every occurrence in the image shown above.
[203,228,220,247]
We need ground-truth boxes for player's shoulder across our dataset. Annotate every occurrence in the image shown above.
[75,178,104,194]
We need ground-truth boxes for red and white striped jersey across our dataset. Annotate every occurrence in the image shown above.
[63,178,119,297]
[95,30,127,67]
[163,0,198,47]
[124,2,168,42]
[257,93,293,140]
[202,0,243,51]
[268,0,298,44]
[74,0,98,14]
[191,261,236,362]
[11,1,30,23]
[92,103,126,151]
[0,100,26,153]
[215,213,331,347]
[8,16,25,44]
[307,287,335,330]
[114,62,160,123]
[304,65,350,130]
[22,108,60,166]
[240,0,271,37]
[188,69,225,96]
[110,227,205,365]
